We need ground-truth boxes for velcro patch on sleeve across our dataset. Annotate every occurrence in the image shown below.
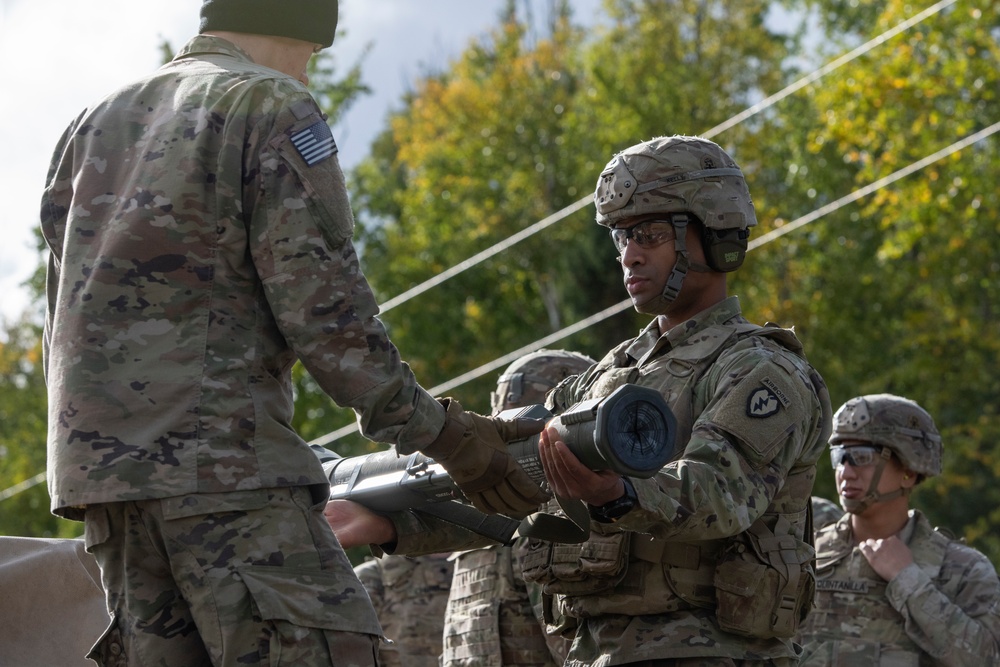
[710,360,806,466]
[291,120,338,166]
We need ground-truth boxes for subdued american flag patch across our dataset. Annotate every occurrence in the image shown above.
[291,120,338,166]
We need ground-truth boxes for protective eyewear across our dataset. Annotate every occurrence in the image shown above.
[610,220,676,253]
[829,445,884,468]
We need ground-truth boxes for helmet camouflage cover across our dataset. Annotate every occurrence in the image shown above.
[490,349,596,414]
[593,135,757,231]
[830,393,943,478]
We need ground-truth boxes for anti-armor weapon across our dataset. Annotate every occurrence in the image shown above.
[324,384,676,544]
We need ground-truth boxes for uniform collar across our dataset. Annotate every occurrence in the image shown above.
[622,296,744,364]
[173,35,255,64]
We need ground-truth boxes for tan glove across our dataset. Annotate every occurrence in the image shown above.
[421,397,550,518]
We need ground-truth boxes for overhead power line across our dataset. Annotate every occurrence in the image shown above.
[750,121,1000,249]
[0,471,45,502]
[701,0,959,140]
[375,0,957,315]
[309,299,634,447]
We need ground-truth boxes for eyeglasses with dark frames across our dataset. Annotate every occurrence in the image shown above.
[610,220,676,253]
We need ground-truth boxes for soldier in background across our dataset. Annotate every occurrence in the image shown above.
[337,349,594,667]
[444,349,596,667]
[353,552,454,667]
[796,393,1000,665]
[811,495,844,530]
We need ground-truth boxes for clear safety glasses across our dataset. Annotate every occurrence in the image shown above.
[610,220,676,253]
[829,444,884,468]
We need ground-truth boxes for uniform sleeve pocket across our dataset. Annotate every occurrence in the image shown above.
[270,129,355,249]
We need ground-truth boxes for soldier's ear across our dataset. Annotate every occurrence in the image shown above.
[901,470,918,488]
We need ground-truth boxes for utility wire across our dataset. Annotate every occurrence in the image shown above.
[375,0,957,315]
[701,0,958,140]
[0,471,45,502]
[749,121,1000,249]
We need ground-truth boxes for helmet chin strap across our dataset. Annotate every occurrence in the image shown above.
[636,214,700,315]
[842,446,912,514]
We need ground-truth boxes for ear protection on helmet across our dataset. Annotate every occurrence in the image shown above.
[701,227,749,272]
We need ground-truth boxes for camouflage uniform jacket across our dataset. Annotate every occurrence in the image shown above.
[40,36,445,519]
[527,296,829,665]
[355,554,453,667]
[797,510,1000,666]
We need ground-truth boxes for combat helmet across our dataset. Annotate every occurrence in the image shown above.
[593,136,757,312]
[831,394,942,477]
[490,349,596,414]
[830,393,942,513]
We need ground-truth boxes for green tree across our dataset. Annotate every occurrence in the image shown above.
[343,1,608,423]
[0,314,76,537]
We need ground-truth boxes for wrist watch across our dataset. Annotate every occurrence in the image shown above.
[588,476,638,523]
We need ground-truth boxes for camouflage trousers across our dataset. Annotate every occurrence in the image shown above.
[83,486,381,667]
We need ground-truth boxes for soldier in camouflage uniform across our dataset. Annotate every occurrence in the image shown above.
[353,552,454,667]
[444,349,596,667]
[328,136,833,666]
[796,394,1000,665]
[527,135,832,666]
[811,496,845,531]
[38,1,547,665]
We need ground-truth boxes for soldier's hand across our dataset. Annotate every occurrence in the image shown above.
[324,499,397,549]
[859,536,914,581]
[539,425,625,506]
[421,397,550,518]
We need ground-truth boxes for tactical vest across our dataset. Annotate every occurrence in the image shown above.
[798,514,951,665]
[442,545,561,667]
[520,322,827,639]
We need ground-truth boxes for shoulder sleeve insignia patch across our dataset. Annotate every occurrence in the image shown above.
[291,120,338,166]
[747,386,781,418]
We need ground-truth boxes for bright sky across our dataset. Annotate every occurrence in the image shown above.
[0,0,602,325]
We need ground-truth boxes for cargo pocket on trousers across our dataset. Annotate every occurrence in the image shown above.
[240,565,382,665]
[240,565,383,634]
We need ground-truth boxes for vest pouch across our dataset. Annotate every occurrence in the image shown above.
[714,518,815,639]
[521,532,630,596]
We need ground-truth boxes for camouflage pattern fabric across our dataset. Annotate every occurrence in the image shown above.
[40,35,445,519]
[354,553,454,667]
[811,496,845,530]
[796,510,1000,666]
[85,487,380,667]
[443,545,568,667]
[0,537,110,667]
